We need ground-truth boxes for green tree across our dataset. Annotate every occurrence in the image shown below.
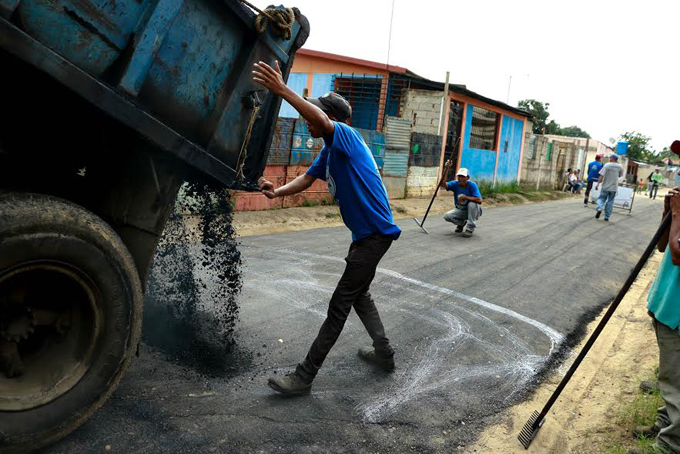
[518,99,590,138]
[618,131,653,162]
[518,99,550,134]
[558,125,590,138]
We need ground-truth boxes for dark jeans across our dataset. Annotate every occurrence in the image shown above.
[296,233,394,381]
[651,183,660,199]
[584,179,596,198]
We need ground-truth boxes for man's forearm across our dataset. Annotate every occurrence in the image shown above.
[274,173,315,197]
[466,197,483,204]
[280,86,334,135]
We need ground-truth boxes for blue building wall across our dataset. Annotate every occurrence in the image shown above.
[310,74,334,98]
[496,115,524,182]
[458,105,524,183]
[459,104,497,182]
[279,73,307,118]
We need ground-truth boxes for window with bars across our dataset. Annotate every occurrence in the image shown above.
[469,106,499,151]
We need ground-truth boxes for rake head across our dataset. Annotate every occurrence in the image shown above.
[413,218,429,234]
[517,410,544,449]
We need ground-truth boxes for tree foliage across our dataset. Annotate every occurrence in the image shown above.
[517,99,590,138]
[618,131,654,162]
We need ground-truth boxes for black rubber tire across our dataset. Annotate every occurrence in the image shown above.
[0,193,143,453]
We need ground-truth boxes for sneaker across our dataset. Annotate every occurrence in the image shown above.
[455,225,464,233]
[358,347,395,372]
[604,218,609,222]
[640,381,660,394]
[461,230,473,238]
[632,424,660,439]
[267,372,312,396]
[595,210,602,219]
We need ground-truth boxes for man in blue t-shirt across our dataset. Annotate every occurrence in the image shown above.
[439,162,483,237]
[253,61,401,396]
[584,154,603,205]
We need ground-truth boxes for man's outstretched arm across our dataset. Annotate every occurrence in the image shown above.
[258,174,316,199]
[253,61,334,136]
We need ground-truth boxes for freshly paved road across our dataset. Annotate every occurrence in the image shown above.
[43,195,664,453]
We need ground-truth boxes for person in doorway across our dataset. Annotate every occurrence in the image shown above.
[440,163,483,237]
[651,169,664,200]
[252,61,400,396]
[595,154,624,221]
[630,186,680,454]
[584,154,604,205]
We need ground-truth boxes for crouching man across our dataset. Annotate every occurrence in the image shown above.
[440,162,483,238]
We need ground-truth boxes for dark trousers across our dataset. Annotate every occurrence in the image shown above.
[651,183,660,199]
[296,234,394,381]
[584,179,596,199]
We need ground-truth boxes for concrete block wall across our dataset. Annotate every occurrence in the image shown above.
[401,89,444,135]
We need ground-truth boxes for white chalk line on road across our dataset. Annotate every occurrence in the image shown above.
[270,248,565,422]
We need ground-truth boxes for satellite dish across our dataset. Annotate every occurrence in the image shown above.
[608,138,616,145]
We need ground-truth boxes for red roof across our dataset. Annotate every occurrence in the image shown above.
[297,48,408,74]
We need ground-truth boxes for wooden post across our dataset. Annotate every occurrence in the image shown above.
[438,71,450,136]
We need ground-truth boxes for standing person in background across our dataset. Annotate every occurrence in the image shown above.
[637,178,645,195]
[630,186,680,454]
[595,154,624,222]
[651,169,664,200]
[584,155,604,205]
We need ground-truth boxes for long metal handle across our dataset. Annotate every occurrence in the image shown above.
[534,211,672,426]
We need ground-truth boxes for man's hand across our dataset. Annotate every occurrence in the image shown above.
[595,184,600,190]
[253,61,287,97]
[445,159,453,169]
[258,176,278,199]
[458,194,467,203]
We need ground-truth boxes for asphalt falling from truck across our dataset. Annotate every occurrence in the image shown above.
[143,181,250,377]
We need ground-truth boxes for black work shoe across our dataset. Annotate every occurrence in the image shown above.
[461,230,473,238]
[358,347,395,372]
[632,424,660,439]
[604,218,609,222]
[268,372,312,396]
[595,210,602,219]
[455,225,464,233]
[640,381,660,394]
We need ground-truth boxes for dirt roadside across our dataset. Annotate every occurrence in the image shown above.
[232,191,574,237]
[464,252,662,454]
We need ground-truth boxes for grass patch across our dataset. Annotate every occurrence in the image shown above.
[476,180,523,197]
[324,212,340,219]
[393,205,407,214]
[604,369,663,454]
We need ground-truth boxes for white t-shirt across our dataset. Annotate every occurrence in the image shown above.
[599,162,624,192]
[569,174,577,183]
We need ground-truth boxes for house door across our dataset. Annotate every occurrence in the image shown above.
[445,100,464,182]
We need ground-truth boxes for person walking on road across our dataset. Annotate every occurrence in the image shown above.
[651,169,664,200]
[595,154,624,221]
[630,186,680,454]
[440,163,483,237]
[584,154,604,205]
[253,61,401,396]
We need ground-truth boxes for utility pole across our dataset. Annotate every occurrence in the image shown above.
[438,71,450,136]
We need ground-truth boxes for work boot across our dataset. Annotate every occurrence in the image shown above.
[358,347,395,372]
[461,230,473,238]
[640,381,660,394]
[632,424,660,439]
[595,210,602,219]
[455,224,464,233]
[267,372,312,396]
[584,197,588,205]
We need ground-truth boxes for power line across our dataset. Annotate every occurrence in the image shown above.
[385,0,395,69]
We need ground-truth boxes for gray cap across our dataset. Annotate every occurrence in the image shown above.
[305,92,352,122]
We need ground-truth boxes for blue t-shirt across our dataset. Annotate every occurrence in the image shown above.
[587,161,603,181]
[446,180,482,209]
[306,122,401,241]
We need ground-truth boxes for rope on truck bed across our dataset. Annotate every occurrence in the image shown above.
[235,103,261,184]
[238,0,295,40]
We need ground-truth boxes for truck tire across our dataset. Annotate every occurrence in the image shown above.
[0,193,143,453]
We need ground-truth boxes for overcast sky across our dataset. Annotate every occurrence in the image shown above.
[251,0,678,151]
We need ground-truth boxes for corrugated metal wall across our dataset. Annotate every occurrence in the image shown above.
[383,116,411,199]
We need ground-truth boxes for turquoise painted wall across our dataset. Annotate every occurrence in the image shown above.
[459,104,497,182]
[496,116,524,182]
[279,73,307,118]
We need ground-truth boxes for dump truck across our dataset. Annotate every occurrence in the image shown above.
[0,1,309,451]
